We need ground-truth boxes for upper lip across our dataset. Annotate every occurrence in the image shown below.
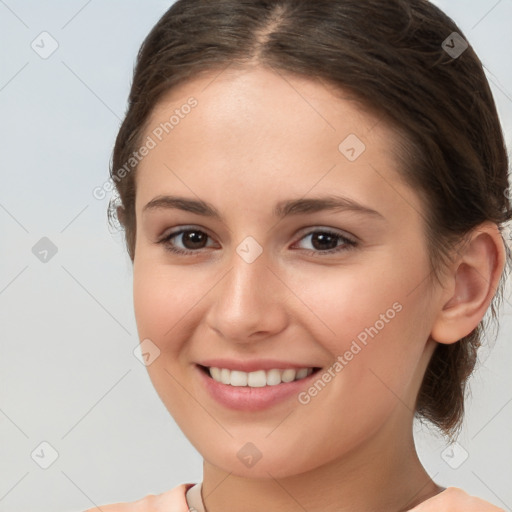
[197,359,320,373]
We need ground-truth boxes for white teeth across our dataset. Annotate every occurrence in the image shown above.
[210,367,222,381]
[220,368,230,385]
[247,370,267,387]
[281,369,296,383]
[296,368,309,380]
[230,370,248,386]
[266,369,282,386]
[207,366,315,387]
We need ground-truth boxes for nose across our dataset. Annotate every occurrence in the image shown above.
[204,242,289,344]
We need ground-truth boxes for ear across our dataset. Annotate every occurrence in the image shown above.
[430,222,506,344]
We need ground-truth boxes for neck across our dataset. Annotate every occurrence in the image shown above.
[200,414,442,512]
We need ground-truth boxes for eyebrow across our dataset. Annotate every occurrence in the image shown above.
[142,194,385,220]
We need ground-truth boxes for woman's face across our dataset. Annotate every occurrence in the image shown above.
[132,66,442,478]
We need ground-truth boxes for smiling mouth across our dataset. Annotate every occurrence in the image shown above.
[198,364,322,388]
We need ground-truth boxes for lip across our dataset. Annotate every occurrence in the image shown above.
[198,358,318,373]
[195,363,322,411]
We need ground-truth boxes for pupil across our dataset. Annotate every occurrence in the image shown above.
[313,233,337,250]
[185,231,206,249]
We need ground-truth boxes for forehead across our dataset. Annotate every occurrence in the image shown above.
[135,66,422,223]
[144,65,380,147]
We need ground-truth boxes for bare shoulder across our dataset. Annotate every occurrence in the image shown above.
[82,494,156,512]
[82,483,192,512]
[409,486,506,511]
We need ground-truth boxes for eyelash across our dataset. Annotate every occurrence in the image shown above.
[157,227,357,257]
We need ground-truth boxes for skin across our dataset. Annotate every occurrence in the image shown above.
[87,66,505,512]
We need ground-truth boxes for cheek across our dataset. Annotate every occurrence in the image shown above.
[297,256,431,386]
[132,264,198,420]
[133,263,200,346]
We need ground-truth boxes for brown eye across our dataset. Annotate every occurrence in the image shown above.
[294,229,357,256]
[178,230,208,250]
[160,228,213,255]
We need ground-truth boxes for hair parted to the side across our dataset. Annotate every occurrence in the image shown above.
[107,0,512,441]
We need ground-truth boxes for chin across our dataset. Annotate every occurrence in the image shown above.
[200,440,325,480]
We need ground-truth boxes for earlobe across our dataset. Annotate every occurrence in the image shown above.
[430,222,505,345]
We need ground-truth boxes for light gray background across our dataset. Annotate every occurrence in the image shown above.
[0,1,511,511]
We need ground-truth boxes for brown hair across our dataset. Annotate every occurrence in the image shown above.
[108,0,512,440]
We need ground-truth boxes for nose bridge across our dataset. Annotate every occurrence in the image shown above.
[205,234,288,340]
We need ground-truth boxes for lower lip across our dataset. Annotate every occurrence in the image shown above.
[196,365,320,411]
